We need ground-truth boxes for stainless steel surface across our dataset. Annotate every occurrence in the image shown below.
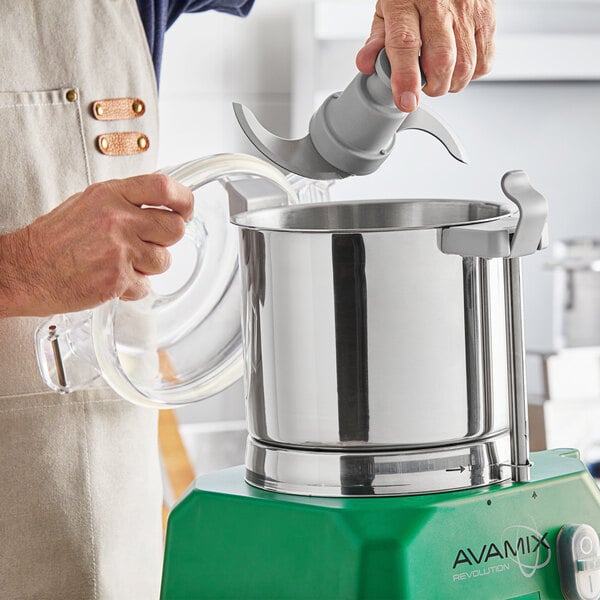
[233,199,513,451]
[245,434,511,497]
[505,258,532,482]
[464,258,483,435]
[234,198,508,232]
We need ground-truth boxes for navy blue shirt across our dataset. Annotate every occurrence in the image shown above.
[136,0,254,83]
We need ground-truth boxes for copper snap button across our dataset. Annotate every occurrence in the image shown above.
[132,100,144,114]
[99,136,109,151]
[96,104,104,116]
[137,136,148,150]
[65,89,77,102]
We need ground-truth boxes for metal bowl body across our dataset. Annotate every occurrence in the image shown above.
[233,198,513,450]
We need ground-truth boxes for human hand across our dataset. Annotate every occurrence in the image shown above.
[0,173,194,317]
[356,0,496,112]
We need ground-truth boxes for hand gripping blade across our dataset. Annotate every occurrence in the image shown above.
[233,49,468,179]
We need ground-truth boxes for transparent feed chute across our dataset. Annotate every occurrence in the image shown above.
[36,154,301,408]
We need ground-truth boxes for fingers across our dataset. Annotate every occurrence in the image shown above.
[358,0,495,103]
[119,241,173,302]
[419,1,456,97]
[449,3,477,92]
[132,242,172,276]
[135,206,187,247]
[120,275,152,302]
[108,173,194,221]
[99,237,171,303]
[473,0,495,79]
[81,177,188,304]
[382,1,422,111]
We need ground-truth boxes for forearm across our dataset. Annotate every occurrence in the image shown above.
[0,229,36,318]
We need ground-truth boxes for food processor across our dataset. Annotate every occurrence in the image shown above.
[158,175,600,600]
[36,51,600,599]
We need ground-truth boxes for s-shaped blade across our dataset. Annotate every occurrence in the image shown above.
[233,103,349,180]
[398,106,469,164]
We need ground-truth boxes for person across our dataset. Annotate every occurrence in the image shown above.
[0,0,495,598]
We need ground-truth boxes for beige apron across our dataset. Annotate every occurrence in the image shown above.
[0,2,163,598]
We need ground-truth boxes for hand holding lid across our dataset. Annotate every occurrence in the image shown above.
[234,49,468,180]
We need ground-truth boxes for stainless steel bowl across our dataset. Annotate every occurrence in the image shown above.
[232,198,513,451]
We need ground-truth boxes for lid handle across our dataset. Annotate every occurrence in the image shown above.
[149,217,207,307]
[35,312,102,393]
[89,154,297,408]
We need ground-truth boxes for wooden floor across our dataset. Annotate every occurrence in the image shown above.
[159,409,195,529]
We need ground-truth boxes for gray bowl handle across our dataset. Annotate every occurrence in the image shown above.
[439,170,549,259]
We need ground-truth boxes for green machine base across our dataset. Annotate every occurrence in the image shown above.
[162,449,600,599]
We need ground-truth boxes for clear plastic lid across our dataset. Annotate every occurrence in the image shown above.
[89,154,297,407]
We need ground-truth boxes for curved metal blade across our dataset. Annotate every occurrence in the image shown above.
[398,106,469,164]
[233,103,349,180]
